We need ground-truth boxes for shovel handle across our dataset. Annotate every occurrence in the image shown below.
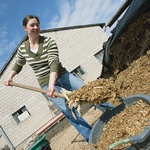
[9,82,65,98]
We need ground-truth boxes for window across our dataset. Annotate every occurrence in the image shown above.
[71,66,85,80]
[94,50,104,63]
[12,106,30,124]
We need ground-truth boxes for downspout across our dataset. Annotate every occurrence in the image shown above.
[0,126,15,150]
[36,113,64,136]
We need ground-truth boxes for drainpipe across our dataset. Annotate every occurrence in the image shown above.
[36,113,64,136]
[0,126,15,150]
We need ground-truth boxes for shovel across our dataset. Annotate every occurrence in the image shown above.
[10,81,64,98]
[9,81,78,109]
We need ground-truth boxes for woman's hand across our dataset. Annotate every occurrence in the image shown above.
[4,78,12,86]
[4,70,17,86]
[47,84,57,98]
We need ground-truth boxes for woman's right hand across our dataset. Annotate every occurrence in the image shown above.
[4,70,17,86]
[4,78,12,86]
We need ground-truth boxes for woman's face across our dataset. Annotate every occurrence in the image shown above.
[23,18,40,37]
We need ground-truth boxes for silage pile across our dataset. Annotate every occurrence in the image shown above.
[69,9,150,150]
[69,9,150,107]
[96,9,150,150]
[69,78,119,106]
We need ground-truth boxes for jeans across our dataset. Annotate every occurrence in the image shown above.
[42,72,91,142]
[42,72,114,142]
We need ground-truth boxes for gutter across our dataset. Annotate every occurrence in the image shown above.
[106,0,132,27]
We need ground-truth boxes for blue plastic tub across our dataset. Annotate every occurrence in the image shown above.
[89,94,150,150]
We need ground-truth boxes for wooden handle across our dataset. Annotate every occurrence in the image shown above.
[10,82,65,98]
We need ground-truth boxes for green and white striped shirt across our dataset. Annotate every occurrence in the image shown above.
[12,35,67,87]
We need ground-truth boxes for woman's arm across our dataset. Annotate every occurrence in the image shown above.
[4,45,26,86]
[47,72,58,98]
[46,37,60,97]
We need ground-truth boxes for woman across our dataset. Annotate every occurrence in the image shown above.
[4,15,92,142]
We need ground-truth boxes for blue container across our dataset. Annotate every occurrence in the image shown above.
[89,94,150,150]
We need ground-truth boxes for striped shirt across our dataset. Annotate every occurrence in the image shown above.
[12,35,67,87]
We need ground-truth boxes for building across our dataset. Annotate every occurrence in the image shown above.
[0,23,108,149]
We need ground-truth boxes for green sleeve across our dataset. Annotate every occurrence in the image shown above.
[50,60,59,74]
[12,63,23,74]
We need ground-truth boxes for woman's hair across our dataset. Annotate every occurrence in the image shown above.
[22,15,40,26]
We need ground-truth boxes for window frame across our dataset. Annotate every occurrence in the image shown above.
[12,106,30,124]
[71,66,85,81]
[94,49,104,63]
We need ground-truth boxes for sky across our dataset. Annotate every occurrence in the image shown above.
[0,0,125,71]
